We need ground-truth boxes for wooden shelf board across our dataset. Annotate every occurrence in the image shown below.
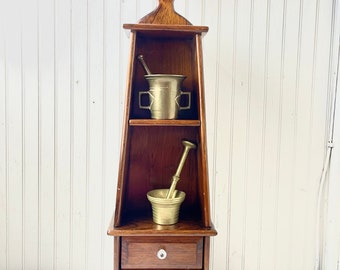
[123,24,208,35]
[107,215,216,237]
[129,119,201,126]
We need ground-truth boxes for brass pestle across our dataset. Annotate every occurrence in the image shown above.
[137,55,152,75]
[166,140,196,199]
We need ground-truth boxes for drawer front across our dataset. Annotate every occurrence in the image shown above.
[121,236,203,269]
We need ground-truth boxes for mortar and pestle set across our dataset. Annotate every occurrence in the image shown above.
[147,140,196,225]
[137,55,191,120]
[138,55,194,225]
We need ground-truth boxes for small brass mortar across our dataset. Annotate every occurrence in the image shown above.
[147,189,186,225]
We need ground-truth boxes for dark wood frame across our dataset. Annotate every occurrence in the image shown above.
[108,1,216,269]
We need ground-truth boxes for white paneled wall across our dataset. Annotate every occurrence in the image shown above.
[0,0,339,269]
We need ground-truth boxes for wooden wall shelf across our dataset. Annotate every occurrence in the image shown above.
[108,1,216,269]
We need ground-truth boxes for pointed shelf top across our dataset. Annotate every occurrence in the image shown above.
[123,0,208,36]
[139,0,191,25]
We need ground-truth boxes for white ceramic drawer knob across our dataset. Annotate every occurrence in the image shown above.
[157,249,167,260]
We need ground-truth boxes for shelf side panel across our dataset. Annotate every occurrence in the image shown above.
[114,33,137,227]
[195,34,212,228]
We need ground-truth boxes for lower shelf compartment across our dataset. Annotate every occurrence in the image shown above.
[121,236,203,269]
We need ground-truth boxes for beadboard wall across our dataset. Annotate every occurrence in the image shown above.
[1,0,340,269]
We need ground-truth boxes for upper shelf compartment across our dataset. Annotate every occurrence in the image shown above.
[125,0,208,121]
[129,31,204,120]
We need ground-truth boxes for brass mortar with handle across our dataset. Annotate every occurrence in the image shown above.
[138,55,191,119]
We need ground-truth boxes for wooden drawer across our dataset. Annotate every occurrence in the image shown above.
[121,236,203,269]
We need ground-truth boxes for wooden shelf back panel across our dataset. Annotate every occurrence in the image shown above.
[130,35,199,120]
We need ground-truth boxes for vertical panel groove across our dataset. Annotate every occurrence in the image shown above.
[101,1,106,269]
[69,0,74,267]
[241,0,255,269]
[37,0,41,267]
[53,0,57,269]
[295,1,305,267]
[69,0,75,270]
[273,0,287,268]
[85,0,89,268]
[228,0,239,267]
[21,20,26,270]
[4,38,9,270]
[258,0,271,268]
[20,21,25,270]
[289,0,304,268]
[312,0,322,269]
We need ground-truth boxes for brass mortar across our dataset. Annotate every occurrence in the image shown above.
[147,189,186,225]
